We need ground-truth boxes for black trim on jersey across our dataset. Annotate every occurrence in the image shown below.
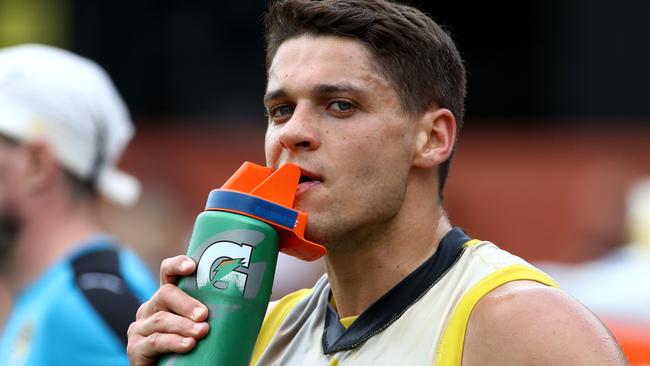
[72,248,141,345]
[322,227,470,354]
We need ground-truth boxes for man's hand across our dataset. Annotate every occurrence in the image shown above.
[127,256,210,366]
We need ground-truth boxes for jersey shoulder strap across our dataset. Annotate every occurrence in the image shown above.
[71,247,141,345]
[435,263,559,366]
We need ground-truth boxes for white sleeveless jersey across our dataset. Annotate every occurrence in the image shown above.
[251,228,558,366]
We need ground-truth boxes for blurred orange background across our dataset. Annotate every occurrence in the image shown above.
[107,124,650,268]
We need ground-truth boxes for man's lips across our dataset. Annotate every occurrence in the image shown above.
[296,180,320,196]
[295,168,322,196]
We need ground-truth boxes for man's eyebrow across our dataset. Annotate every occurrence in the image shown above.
[312,83,364,95]
[263,83,366,105]
[263,88,288,104]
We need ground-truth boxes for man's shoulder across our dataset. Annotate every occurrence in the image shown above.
[68,240,156,298]
[113,246,157,299]
[252,288,317,365]
[265,273,329,317]
[0,278,128,365]
[267,288,315,315]
[463,280,627,365]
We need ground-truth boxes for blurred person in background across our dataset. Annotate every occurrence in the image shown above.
[0,44,156,366]
[539,176,650,324]
[127,1,625,365]
[0,279,9,327]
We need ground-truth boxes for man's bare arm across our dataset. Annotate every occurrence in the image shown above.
[463,280,627,365]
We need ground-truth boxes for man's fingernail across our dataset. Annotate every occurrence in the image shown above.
[181,338,192,346]
[180,261,192,271]
[192,307,204,320]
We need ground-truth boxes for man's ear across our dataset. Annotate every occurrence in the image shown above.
[21,141,59,195]
[412,108,456,169]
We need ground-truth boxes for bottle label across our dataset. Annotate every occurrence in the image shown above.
[197,241,253,295]
[187,229,268,300]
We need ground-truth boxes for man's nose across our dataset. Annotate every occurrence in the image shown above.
[278,105,320,151]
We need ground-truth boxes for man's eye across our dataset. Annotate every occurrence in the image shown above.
[330,101,354,112]
[271,105,294,118]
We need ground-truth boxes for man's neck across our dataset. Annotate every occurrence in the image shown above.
[324,210,451,318]
[4,202,100,295]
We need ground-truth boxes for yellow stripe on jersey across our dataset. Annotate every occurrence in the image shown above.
[250,289,313,366]
[435,264,559,366]
[330,295,359,329]
[339,316,358,329]
[463,239,482,247]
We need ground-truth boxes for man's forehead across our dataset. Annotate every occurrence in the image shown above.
[270,34,371,64]
[265,37,392,100]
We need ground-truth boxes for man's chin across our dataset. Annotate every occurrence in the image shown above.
[304,220,346,249]
[303,219,328,245]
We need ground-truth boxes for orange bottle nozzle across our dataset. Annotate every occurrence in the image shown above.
[206,161,326,261]
[221,162,273,192]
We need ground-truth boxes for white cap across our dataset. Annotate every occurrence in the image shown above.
[0,44,140,206]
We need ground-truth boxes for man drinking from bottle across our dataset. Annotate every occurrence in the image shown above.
[127,1,626,365]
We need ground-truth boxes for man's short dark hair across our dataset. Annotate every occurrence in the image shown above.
[264,0,467,199]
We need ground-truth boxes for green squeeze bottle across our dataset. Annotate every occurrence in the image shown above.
[158,162,326,366]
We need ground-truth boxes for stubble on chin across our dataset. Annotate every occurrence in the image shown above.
[303,212,337,247]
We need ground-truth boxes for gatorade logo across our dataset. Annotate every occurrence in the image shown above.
[193,230,266,299]
[197,241,253,294]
